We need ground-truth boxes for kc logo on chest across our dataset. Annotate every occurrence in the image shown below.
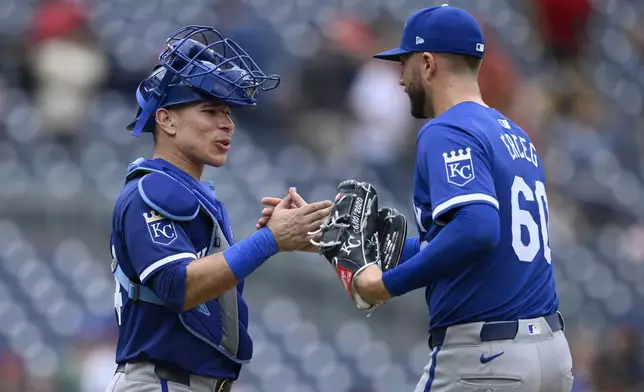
[143,210,177,245]
[443,148,475,187]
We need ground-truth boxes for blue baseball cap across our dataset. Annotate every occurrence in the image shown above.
[373,5,485,61]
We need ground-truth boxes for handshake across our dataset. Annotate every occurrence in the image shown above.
[257,180,407,312]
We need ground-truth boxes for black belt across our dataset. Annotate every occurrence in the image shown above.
[116,363,233,392]
[428,312,564,349]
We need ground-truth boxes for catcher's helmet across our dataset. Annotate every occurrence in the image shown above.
[127,25,280,137]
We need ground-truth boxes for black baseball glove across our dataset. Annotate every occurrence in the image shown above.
[312,180,407,311]
[377,206,407,273]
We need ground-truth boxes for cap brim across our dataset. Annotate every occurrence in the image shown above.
[373,47,411,61]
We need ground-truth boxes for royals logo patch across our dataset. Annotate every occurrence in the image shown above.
[143,210,177,245]
[443,148,475,187]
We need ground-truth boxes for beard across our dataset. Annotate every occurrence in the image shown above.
[406,71,431,119]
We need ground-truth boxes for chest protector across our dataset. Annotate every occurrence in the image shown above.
[113,158,251,364]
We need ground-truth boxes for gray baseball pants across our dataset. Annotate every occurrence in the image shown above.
[414,314,574,392]
[104,362,233,392]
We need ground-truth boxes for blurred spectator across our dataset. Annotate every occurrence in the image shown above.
[345,17,414,172]
[76,341,117,392]
[478,26,520,121]
[27,0,108,149]
[591,325,644,392]
[288,17,365,156]
[531,0,593,65]
[295,37,359,116]
[569,330,596,392]
[0,350,25,392]
[347,58,412,168]
[475,24,550,148]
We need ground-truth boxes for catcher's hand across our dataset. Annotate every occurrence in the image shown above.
[311,180,380,310]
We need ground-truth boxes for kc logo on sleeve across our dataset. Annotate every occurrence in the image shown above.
[443,148,475,186]
[143,210,177,245]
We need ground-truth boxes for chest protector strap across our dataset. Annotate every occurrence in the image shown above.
[112,263,164,305]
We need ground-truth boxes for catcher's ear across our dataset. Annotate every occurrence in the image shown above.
[155,108,177,136]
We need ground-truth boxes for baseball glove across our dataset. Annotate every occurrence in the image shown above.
[377,207,407,273]
[311,180,407,311]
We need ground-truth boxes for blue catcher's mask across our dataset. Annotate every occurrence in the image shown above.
[127,25,281,137]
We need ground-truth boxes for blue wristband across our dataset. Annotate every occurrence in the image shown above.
[224,227,279,281]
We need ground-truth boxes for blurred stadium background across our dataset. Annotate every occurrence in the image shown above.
[0,0,643,391]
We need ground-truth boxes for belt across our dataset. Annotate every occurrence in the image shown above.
[116,363,233,392]
[428,312,564,349]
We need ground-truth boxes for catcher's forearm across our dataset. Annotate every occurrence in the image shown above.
[382,204,499,297]
[145,255,238,313]
[184,252,238,311]
[184,227,278,311]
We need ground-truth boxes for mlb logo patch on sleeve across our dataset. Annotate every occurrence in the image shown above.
[443,148,475,186]
[143,210,177,245]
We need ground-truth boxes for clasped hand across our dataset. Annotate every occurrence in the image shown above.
[260,187,332,252]
[257,188,391,304]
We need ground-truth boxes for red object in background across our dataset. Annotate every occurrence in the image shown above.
[327,16,375,56]
[29,0,89,46]
[477,24,540,146]
[0,350,24,382]
[532,0,592,57]
[478,29,518,117]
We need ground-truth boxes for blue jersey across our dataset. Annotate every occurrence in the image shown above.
[110,162,246,379]
[412,102,558,330]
